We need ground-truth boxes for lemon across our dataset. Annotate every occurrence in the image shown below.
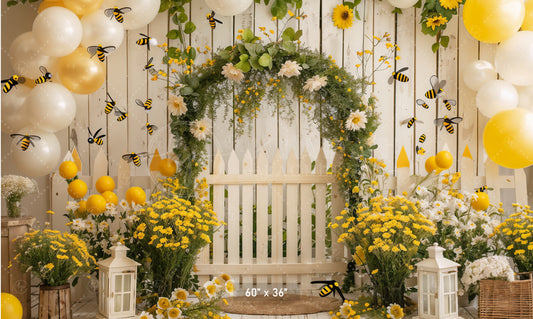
[67,179,88,199]
[1,293,23,319]
[125,186,146,205]
[472,192,490,211]
[159,158,177,177]
[86,194,107,215]
[75,200,88,219]
[425,156,438,173]
[101,191,118,206]
[95,176,115,194]
[435,150,453,170]
[59,161,78,179]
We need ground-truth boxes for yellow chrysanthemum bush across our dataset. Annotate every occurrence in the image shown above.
[494,204,533,272]
[126,178,222,300]
[13,228,95,287]
[332,194,435,307]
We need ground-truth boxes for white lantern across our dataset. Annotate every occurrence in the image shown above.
[97,243,140,319]
[414,244,462,319]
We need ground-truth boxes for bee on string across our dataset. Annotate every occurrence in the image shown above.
[87,44,116,63]
[2,75,25,93]
[388,67,409,84]
[142,122,158,136]
[136,98,153,112]
[419,134,426,143]
[144,57,154,71]
[416,145,426,155]
[35,66,52,84]
[401,117,424,129]
[416,99,430,109]
[310,280,346,302]
[475,186,493,193]
[443,99,456,111]
[104,7,131,23]
[104,93,116,114]
[87,127,106,145]
[114,107,128,121]
[434,116,463,134]
[425,75,446,99]
[10,134,41,151]
[206,11,223,30]
[122,152,148,167]
[136,33,158,50]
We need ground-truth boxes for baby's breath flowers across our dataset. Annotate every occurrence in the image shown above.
[1,175,37,217]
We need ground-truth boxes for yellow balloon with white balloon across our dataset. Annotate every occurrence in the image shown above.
[38,0,65,13]
[62,0,103,17]
[57,47,106,95]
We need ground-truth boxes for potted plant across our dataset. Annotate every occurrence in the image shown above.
[13,227,96,319]
[1,175,37,218]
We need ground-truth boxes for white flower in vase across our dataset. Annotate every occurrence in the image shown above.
[345,110,368,131]
[303,75,328,91]
[221,63,244,82]
[278,60,302,78]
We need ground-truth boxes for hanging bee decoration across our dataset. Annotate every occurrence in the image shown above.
[419,134,426,143]
[114,107,128,121]
[122,152,148,167]
[434,116,463,134]
[136,33,158,50]
[206,11,223,30]
[310,280,346,302]
[144,57,154,71]
[136,98,153,112]
[388,67,409,84]
[142,122,158,136]
[475,186,494,193]
[104,93,116,114]
[416,145,426,155]
[401,117,424,129]
[416,99,429,109]
[2,75,25,93]
[87,128,106,145]
[104,7,132,23]
[35,66,52,84]
[87,45,116,62]
[425,75,446,99]
[10,134,41,151]
[443,99,456,111]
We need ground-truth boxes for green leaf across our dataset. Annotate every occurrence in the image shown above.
[159,0,171,12]
[440,35,450,48]
[281,27,296,42]
[354,9,361,20]
[294,30,303,40]
[267,46,278,58]
[282,40,297,53]
[258,53,272,68]
[353,0,362,5]
[432,42,440,53]
[168,47,181,59]
[189,77,200,89]
[235,60,251,72]
[176,6,185,13]
[392,8,403,14]
[184,21,196,34]
[72,277,79,287]
[178,12,188,23]
[180,86,194,96]
[414,0,422,8]
[239,54,249,62]
[187,47,197,60]
[244,43,263,56]
[167,29,180,40]
[242,29,255,43]
[218,50,231,60]
[249,56,263,70]
[343,1,354,9]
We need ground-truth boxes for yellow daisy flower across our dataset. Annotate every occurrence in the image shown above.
[332,5,354,30]
[440,0,462,10]
[426,15,448,30]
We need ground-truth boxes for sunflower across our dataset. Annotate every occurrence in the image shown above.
[332,4,354,30]
[440,0,462,10]
[425,15,448,30]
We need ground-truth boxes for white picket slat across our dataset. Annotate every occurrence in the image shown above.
[314,148,327,263]
[256,150,269,285]
[212,150,225,265]
[286,150,299,287]
[227,150,240,267]
[271,149,284,284]
[241,150,254,286]
[299,149,313,291]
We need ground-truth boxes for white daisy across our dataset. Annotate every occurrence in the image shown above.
[339,302,352,318]
[190,119,211,141]
[225,279,235,296]
[387,303,404,319]
[168,94,188,116]
[345,110,368,131]
[167,308,182,319]
[66,201,79,211]
[71,218,85,231]
[453,247,463,255]
[278,60,302,78]
[170,288,188,301]
[119,199,130,211]
[303,75,327,91]
[204,280,217,298]
[138,311,154,319]
[221,63,244,82]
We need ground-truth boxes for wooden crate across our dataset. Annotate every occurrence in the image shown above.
[479,274,533,319]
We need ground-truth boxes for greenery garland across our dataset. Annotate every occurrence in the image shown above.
[160,16,400,208]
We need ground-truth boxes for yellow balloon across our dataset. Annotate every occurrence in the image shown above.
[57,46,105,95]
[1,293,23,319]
[483,108,533,169]
[463,0,525,43]
[38,0,65,13]
[62,0,103,17]
[523,0,533,31]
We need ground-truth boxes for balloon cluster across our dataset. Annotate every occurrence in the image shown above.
[3,0,160,177]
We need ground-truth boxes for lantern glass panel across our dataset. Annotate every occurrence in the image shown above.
[123,293,131,311]
[114,293,122,312]
[115,274,122,292]
[429,274,436,315]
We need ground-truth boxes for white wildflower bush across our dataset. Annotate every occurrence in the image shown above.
[1,175,38,217]
[462,256,515,295]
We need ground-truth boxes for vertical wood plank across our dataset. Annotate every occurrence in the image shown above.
[485,158,500,206]
[460,146,475,192]
[88,77,108,179]
[241,150,254,286]
[70,94,90,175]
[212,150,225,265]
[227,150,240,269]
[116,155,131,200]
[477,44,496,176]
[299,149,313,291]
[314,148,326,263]
[286,150,299,288]
[271,149,283,285]
[92,149,108,183]
[514,168,528,205]
[256,150,269,285]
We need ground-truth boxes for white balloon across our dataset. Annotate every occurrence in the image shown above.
[102,0,160,30]
[81,9,124,48]
[32,7,82,57]
[476,80,519,118]
[25,83,76,133]
[10,127,61,177]
[1,85,31,133]
[386,0,418,8]
[8,32,59,80]
[204,0,253,16]
[495,31,533,86]
[463,60,498,91]
[517,85,533,112]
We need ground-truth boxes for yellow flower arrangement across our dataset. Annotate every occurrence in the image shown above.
[494,205,533,272]
[13,228,95,286]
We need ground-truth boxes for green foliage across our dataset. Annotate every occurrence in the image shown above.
[160,0,196,49]
[419,0,463,52]
[6,0,39,6]
[254,0,303,19]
